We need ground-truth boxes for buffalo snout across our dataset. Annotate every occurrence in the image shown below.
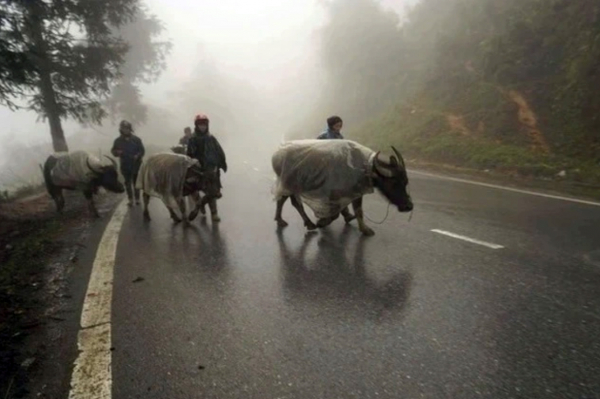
[398,200,413,213]
[107,181,125,194]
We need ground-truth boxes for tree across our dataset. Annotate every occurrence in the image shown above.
[106,6,171,126]
[316,0,404,125]
[174,49,257,143]
[0,0,139,152]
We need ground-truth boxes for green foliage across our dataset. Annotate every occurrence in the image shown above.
[0,183,45,203]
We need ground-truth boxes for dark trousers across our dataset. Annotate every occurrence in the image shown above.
[123,171,139,201]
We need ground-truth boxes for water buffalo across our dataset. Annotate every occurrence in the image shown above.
[136,153,221,223]
[272,139,413,236]
[171,144,186,155]
[41,151,125,218]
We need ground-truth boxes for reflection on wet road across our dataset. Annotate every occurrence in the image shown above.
[110,165,600,399]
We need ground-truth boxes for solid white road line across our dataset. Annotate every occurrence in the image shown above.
[431,229,504,249]
[68,200,128,399]
[410,170,600,207]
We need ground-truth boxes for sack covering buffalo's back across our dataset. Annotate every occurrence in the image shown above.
[272,139,375,219]
[136,153,198,207]
[50,151,102,189]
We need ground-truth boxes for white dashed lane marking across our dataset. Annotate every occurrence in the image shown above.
[431,229,504,250]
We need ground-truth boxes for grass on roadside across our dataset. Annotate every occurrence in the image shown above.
[0,217,61,398]
[351,106,600,186]
[0,183,46,204]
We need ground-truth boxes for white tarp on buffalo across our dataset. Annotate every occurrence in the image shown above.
[272,139,375,219]
[50,151,104,189]
[136,153,198,209]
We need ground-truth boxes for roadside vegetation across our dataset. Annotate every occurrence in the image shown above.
[293,0,600,186]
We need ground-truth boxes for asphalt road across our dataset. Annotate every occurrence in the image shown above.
[109,160,600,399]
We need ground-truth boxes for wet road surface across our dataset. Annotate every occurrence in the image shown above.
[111,161,600,399]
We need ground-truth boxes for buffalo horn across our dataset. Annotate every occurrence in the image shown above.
[391,146,406,169]
[86,157,102,174]
[374,152,394,177]
[104,155,117,169]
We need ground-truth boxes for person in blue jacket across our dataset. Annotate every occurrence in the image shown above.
[317,115,345,140]
[317,115,356,223]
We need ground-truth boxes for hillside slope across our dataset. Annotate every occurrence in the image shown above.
[304,0,600,184]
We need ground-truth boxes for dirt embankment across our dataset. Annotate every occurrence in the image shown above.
[0,191,120,398]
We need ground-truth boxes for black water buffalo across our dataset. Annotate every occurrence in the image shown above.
[41,151,125,217]
[171,144,186,155]
[272,139,413,236]
[136,153,221,223]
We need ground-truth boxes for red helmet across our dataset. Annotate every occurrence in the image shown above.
[194,114,209,124]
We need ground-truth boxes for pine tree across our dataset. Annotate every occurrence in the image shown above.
[106,6,172,126]
[0,0,139,151]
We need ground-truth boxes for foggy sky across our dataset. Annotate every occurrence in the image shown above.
[0,0,407,148]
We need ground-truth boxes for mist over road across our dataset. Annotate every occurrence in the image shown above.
[103,160,600,399]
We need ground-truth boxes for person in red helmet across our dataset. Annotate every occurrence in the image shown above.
[186,114,227,221]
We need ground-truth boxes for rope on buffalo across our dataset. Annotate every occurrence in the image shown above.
[364,202,413,224]
[364,184,414,225]
[364,202,391,224]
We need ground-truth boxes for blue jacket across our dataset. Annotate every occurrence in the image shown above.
[317,129,344,140]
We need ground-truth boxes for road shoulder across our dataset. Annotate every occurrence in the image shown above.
[0,192,121,398]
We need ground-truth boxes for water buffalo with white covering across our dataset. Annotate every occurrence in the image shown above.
[41,151,125,217]
[136,152,221,223]
[272,139,413,236]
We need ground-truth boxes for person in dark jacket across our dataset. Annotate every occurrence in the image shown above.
[111,120,145,206]
[317,115,356,223]
[179,127,192,146]
[317,115,345,140]
[186,114,227,221]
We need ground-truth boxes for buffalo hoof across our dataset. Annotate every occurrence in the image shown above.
[360,226,375,236]
[212,215,221,223]
[276,219,288,228]
[143,212,151,221]
[316,218,331,228]
[305,221,317,230]
[344,214,357,224]
[188,210,199,221]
